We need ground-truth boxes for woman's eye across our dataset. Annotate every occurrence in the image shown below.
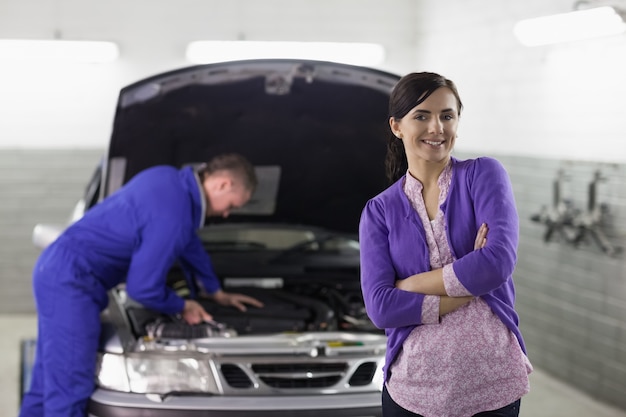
[443,114,454,121]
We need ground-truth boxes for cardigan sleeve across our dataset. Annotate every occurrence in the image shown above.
[451,157,519,295]
[359,198,430,329]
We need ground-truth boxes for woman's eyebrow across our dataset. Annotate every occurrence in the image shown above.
[412,108,455,114]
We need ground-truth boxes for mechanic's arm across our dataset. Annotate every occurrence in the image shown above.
[125,222,195,316]
[180,236,264,312]
[209,289,264,312]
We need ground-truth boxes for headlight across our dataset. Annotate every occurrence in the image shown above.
[96,353,219,394]
[96,353,130,392]
[372,358,385,392]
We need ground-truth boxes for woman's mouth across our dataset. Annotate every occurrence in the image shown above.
[423,140,445,147]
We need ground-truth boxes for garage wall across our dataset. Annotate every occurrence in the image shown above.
[0,0,417,148]
[0,149,103,313]
[2,0,626,157]
[411,0,626,163]
[455,151,626,410]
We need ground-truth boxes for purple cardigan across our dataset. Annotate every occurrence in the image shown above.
[359,156,525,380]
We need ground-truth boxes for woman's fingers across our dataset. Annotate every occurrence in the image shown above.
[474,223,489,250]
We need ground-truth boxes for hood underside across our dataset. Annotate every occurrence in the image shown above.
[105,59,400,233]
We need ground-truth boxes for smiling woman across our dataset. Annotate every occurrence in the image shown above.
[359,71,532,417]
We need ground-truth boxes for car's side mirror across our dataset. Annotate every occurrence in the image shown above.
[32,223,65,250]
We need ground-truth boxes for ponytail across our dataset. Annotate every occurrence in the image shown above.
[384,132,407,183]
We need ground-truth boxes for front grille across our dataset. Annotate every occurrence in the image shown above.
[221,364,253,388]
[348,362,377,386]
[260,374,342,388]
[252,362,347,389]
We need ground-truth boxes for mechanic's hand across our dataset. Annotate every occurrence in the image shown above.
[474,223,488,250]
[182,299,213,325]
[211,289,264,312]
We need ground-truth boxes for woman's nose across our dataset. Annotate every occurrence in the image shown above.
[429,118,443,133]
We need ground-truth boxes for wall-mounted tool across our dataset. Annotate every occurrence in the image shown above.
[530,169,579,243]
[530,169,622,257]
[571,170,622,256]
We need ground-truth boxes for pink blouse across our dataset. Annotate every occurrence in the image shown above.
[385,163,533,417]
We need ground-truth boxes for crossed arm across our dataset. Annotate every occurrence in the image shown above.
[395,223,489,316]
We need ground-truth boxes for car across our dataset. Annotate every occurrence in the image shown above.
[29,59,401,417]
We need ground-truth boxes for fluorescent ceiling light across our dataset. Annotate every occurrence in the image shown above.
[0,39,119,63]
[186,40,385,66]
[514,6,626,46]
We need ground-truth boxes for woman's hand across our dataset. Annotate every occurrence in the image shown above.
[439,223,489,315]
[211,289,265,312]
[474,223,488,250]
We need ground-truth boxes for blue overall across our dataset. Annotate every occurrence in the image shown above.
[19,166,221,417]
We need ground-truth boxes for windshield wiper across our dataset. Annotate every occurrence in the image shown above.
[202,240,267,251]
[270,234,344,262]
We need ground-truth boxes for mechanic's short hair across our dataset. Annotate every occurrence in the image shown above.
[198,153,258,192]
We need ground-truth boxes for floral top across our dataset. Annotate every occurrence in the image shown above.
[385,163,532,417]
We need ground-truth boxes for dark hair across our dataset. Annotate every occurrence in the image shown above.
[385,72,463,183]
[198,153,258,192]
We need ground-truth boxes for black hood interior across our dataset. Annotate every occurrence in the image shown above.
[106,60,400,233]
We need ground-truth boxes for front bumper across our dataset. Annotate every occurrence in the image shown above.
[88,389,383,417]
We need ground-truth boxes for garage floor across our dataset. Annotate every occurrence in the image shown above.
[2,314,626,417]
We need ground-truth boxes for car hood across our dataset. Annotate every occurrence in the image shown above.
[105,59,400,233]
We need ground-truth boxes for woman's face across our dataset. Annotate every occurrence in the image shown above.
[390,86,459,166]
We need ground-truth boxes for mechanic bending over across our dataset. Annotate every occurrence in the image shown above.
[20,153,264,417]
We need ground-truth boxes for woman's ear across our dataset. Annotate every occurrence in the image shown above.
[389,117,402,139]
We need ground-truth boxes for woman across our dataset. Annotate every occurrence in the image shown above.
[359,72,532,417]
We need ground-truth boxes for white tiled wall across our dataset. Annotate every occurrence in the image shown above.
[412,0,626,163]
[2,1,626,160]
[0,149,103,313]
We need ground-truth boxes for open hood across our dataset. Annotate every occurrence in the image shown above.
[104,59,400,233]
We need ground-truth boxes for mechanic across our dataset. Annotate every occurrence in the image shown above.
[19,153,264,417]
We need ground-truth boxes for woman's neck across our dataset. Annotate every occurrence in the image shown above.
[407,157,450,186]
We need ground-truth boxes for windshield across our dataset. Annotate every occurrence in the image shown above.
[197,224,360,252]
